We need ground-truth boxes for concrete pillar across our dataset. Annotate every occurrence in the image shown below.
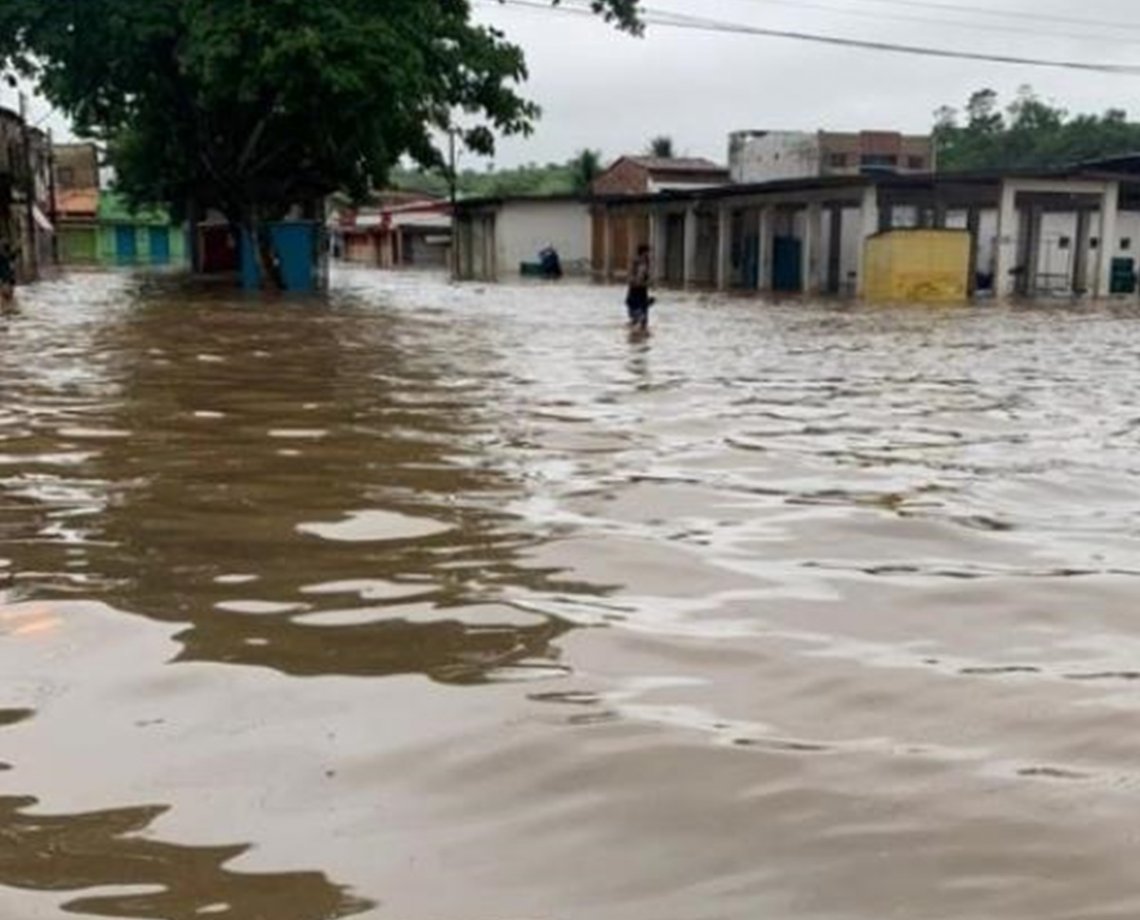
[683,207,697,289]
[1095,182,1120,298]
[487,215,498,282]
[966,207,981,296]
[802,202,823,295]
[756,206,772,292]
[627,214,639,281]
[1024,206,1043,297]
[827,205,843,294]
[994,181,1018,299]
[651,210,667,285]
[602,210,614,283]
[855,185,880,298]
[1073,209,1092,295]
[716,206,732,291]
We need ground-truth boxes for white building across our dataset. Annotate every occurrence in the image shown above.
[730,130,935,185]
[453,196,592,282]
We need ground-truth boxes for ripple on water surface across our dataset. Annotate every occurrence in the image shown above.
[2,270,1140,918]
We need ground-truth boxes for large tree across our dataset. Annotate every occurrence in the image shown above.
[0,0,641,281]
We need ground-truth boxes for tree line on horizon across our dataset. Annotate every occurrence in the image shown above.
[391,136,676,201]
[934,86,1140,171]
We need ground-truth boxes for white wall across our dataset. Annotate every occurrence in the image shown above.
[967,209,1140,292]
[496,201,592,276]
[729,131,821,184]
[1035,211,1140,291]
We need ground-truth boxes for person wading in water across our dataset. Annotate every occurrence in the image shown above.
[625,243,655,333]
[0,242,18,306]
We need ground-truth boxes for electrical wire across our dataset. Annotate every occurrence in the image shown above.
[718,0,1140,46]
[492,0,1140,74]
[805,0,1140,34]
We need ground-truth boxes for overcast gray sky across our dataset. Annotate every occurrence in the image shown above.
[471,0,1140,168]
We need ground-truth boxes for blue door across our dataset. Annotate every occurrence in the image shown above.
[772,236,802,292]
[115,226,137,265]
[148,227,171,265]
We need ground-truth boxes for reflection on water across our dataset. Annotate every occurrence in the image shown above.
[4,269,1140,918]
[0,274,608,685]
[0,794,370,919]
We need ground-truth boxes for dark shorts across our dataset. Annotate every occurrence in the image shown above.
[626,286,653,324]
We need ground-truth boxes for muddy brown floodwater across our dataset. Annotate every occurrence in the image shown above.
[3,267,1140,919]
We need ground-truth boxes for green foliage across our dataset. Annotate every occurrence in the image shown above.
[935,86,1140,172]
[570,148,601,193]
[390,156,588,199]
[647,135,674,158]
[0,0,641,227]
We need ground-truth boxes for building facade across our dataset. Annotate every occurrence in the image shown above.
[729,130,934,184]
[0,106,53,282]
[331,198,451,269]
[54,142,100,191]
[588,157,730,280]
[453,196,592,282]
[590,164,1138,303]
[54,143,101,264]
[97,192,187,267]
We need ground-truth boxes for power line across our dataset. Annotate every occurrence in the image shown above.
[492,0,1140,75]
[718,0,1140,46]
[815,0,1140,34]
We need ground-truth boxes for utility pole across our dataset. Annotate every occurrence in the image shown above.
[448,128,458,209]
[47,129,59,267]
[18,93,38,281]
[448,127,458,279]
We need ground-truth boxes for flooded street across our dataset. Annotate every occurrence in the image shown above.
[5,266,1140,919]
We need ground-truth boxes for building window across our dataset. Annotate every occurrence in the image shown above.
[1058,236,1071,250]
[1091,238,1100,249]
[828,152,848,168]
[906,156,925,170]
[1123,237,1133,250]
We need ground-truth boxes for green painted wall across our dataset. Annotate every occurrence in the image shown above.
[95,222,188,267]
[59,226,98,263]
[95,192,189,267]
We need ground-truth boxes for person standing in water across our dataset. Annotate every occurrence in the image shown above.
[0,242,18,305]
[625,243,655,332]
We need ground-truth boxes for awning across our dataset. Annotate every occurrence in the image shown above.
[32,205,54,233]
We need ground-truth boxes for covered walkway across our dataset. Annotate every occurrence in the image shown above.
[592,165,1140,300]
